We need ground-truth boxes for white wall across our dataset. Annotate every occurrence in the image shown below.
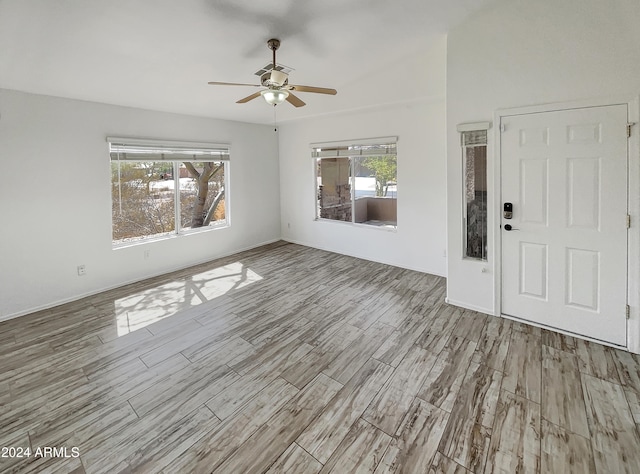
[0,89,280,320]
[447,0,640,313]
[278,39,448,276]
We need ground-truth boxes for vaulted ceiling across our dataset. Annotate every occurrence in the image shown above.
[0,0,496,124]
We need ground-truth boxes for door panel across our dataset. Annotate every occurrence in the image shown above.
[520,158,549,225]
[566,157,600,229]
[565,247,599,310]
[501,105,628,345]
[519,242,547,299]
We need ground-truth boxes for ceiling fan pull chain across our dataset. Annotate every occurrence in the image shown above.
[274,104,278,132]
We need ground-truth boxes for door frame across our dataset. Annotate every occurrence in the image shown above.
[493,96,640,353]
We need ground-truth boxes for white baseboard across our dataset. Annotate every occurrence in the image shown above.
[444,298,494,316]
[283,238,446,277]
[0,238,282,323]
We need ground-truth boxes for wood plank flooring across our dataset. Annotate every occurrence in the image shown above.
[1,241,640,473]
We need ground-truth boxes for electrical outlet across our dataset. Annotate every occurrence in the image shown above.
[144,249,150,260]
[77,265,86,276]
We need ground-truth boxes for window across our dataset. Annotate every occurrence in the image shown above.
[109,138,229,246]
[460,128,488,260]
[313,138,397,229]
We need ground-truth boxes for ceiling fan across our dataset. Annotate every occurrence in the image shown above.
[208,38,337,107]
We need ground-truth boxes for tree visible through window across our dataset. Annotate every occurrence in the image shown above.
[109,139,229,245]
[361,155,397,198]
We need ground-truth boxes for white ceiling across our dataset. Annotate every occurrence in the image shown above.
[0,0,495,124]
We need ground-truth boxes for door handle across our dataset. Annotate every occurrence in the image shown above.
[504,224,519,231]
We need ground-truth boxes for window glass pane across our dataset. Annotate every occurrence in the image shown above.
[317,157,352,222]
[179,161,226,231]
[462,130,487,147]
[111,161,176,244]
[353,155,397,228]
[464,145,487,260]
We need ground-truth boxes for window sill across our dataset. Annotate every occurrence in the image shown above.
[314,218,398,233]
[112,222,229,249]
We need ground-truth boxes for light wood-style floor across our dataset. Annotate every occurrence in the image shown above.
[2,242,640,473]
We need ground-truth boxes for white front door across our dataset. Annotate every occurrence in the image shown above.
[501,105,628,346]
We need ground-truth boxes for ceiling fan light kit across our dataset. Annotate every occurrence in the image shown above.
[261,89,289,105]
[208,38,337,108]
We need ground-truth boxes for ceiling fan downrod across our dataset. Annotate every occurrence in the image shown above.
[267,38,280,69]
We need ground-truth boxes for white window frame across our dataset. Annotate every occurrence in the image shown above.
[311,137,398,230]
[108,137,230,247]
[458,123,490,261]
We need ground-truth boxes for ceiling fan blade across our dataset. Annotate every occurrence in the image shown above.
[288,85,337,95]
[236,91,262,104]
[208,81,261,87]
[286,92,306,108]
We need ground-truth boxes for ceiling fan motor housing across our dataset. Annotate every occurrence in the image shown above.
[262,70,288,88]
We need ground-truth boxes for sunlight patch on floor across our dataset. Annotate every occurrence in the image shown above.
[115,262,262,336]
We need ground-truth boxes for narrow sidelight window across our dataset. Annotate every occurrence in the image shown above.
[461,129,487,260]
